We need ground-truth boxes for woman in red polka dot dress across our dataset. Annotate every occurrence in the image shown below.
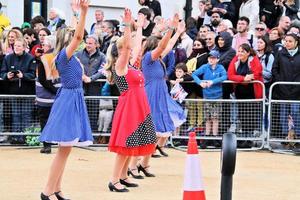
[107,8,156,192]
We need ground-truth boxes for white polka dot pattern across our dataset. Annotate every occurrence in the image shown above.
[113,72,128,93]
[126,114,157,147]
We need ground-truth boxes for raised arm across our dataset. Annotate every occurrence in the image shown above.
[115,8,132,75]
[161,20,186,58]
[66,0,89,59]
[130,13,145,65]
[151,14,179,60]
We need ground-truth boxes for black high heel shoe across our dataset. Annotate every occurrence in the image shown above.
[128,168,144,179]
[40,193,55,200]
[55,191,70,200]
[137,165,155,177]
[120,178,139,187]
[108,182,129,192]
[156,146,168,157]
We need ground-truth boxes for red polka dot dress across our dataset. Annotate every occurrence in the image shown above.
[108,67,156,156]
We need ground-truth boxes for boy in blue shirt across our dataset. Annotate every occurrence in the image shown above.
[192,50,227,148]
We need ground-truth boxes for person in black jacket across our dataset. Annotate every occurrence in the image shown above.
[0,38,36,144]
[215,31,236,133]
[272,33,300,137]
[138,0,161,17]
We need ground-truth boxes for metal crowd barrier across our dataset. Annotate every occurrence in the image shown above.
[0,94,118,145]
[170,81,266,150]
[2,80,292,152]
[267,82,300,154]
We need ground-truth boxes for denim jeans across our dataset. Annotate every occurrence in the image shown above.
[280,103,300,135]
[11,99,33,132]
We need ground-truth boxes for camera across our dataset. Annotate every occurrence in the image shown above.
[10,70,20,75]
[9,66,19,76]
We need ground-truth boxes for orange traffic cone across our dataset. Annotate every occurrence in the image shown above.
[183,132,206,200]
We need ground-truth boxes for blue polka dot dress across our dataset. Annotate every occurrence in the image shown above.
[39,48,93,146]
[142,52,186,137]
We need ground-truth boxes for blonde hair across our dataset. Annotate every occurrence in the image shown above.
[14,38,27,48]
[105,36,124,83]
[3,29,23,54]
[53,27,75,56]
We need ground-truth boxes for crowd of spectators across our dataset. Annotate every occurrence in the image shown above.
[0,0,300,146]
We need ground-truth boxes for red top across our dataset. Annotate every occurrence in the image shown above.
[228,55,263,99]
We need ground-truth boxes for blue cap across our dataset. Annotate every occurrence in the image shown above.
[208,50,220,58]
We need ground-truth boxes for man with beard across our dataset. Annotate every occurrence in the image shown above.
[232,16,257,51]
[212,0,236,24]
[207,11,222,32]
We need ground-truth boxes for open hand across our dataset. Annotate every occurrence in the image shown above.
[170,13,180,29]
[177,21,186,34]
[78,0,90,12]
[71,0,80,13]
[122,8,132,24]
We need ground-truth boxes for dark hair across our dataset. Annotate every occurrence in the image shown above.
[23,28,36,37]
[194,38,207,48]
[104,20,115,31]
[138,0,150,6]
[138,7,151,21]
[111,42,118,57]
[238,16,250,25]
[257,36,272,54]
[285,33,300,44]
[239,43,256,56]
[39,27,51,36]
[175,62,188,73]
[30,15,46,27]
[143,36,159,56]
[186,17,197,30]
[211,10,222,18]
[0,2,2,10]
[12,26,23,33]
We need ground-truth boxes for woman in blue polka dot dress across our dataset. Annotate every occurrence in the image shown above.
[39,1,93,199]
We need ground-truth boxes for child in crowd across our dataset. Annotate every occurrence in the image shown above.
[170,62,193,103]
[169,63,193,135]
[192,50,227,148]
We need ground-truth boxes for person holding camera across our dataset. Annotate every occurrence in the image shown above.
[0,38,37,144]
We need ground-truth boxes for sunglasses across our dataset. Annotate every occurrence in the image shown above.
[255,27,265,31]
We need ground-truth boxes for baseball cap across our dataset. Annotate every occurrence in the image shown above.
[208,50,220,58]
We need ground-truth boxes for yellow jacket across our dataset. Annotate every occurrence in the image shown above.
[0,13,11,34]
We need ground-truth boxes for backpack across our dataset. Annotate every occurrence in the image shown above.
[186,53,207,73]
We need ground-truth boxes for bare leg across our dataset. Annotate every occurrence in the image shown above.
[129,156,140,176]
[205,120,211,135]
[157,137,168,148]
[43,146,72,197]
[120,156,131,179]
[212,119,219,136]
[110,154,129,189]
[140,155,151,169]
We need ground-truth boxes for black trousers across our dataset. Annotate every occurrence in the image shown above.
[38,106,52,147]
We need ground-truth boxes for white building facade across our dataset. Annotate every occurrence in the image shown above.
[2,0,199,30]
